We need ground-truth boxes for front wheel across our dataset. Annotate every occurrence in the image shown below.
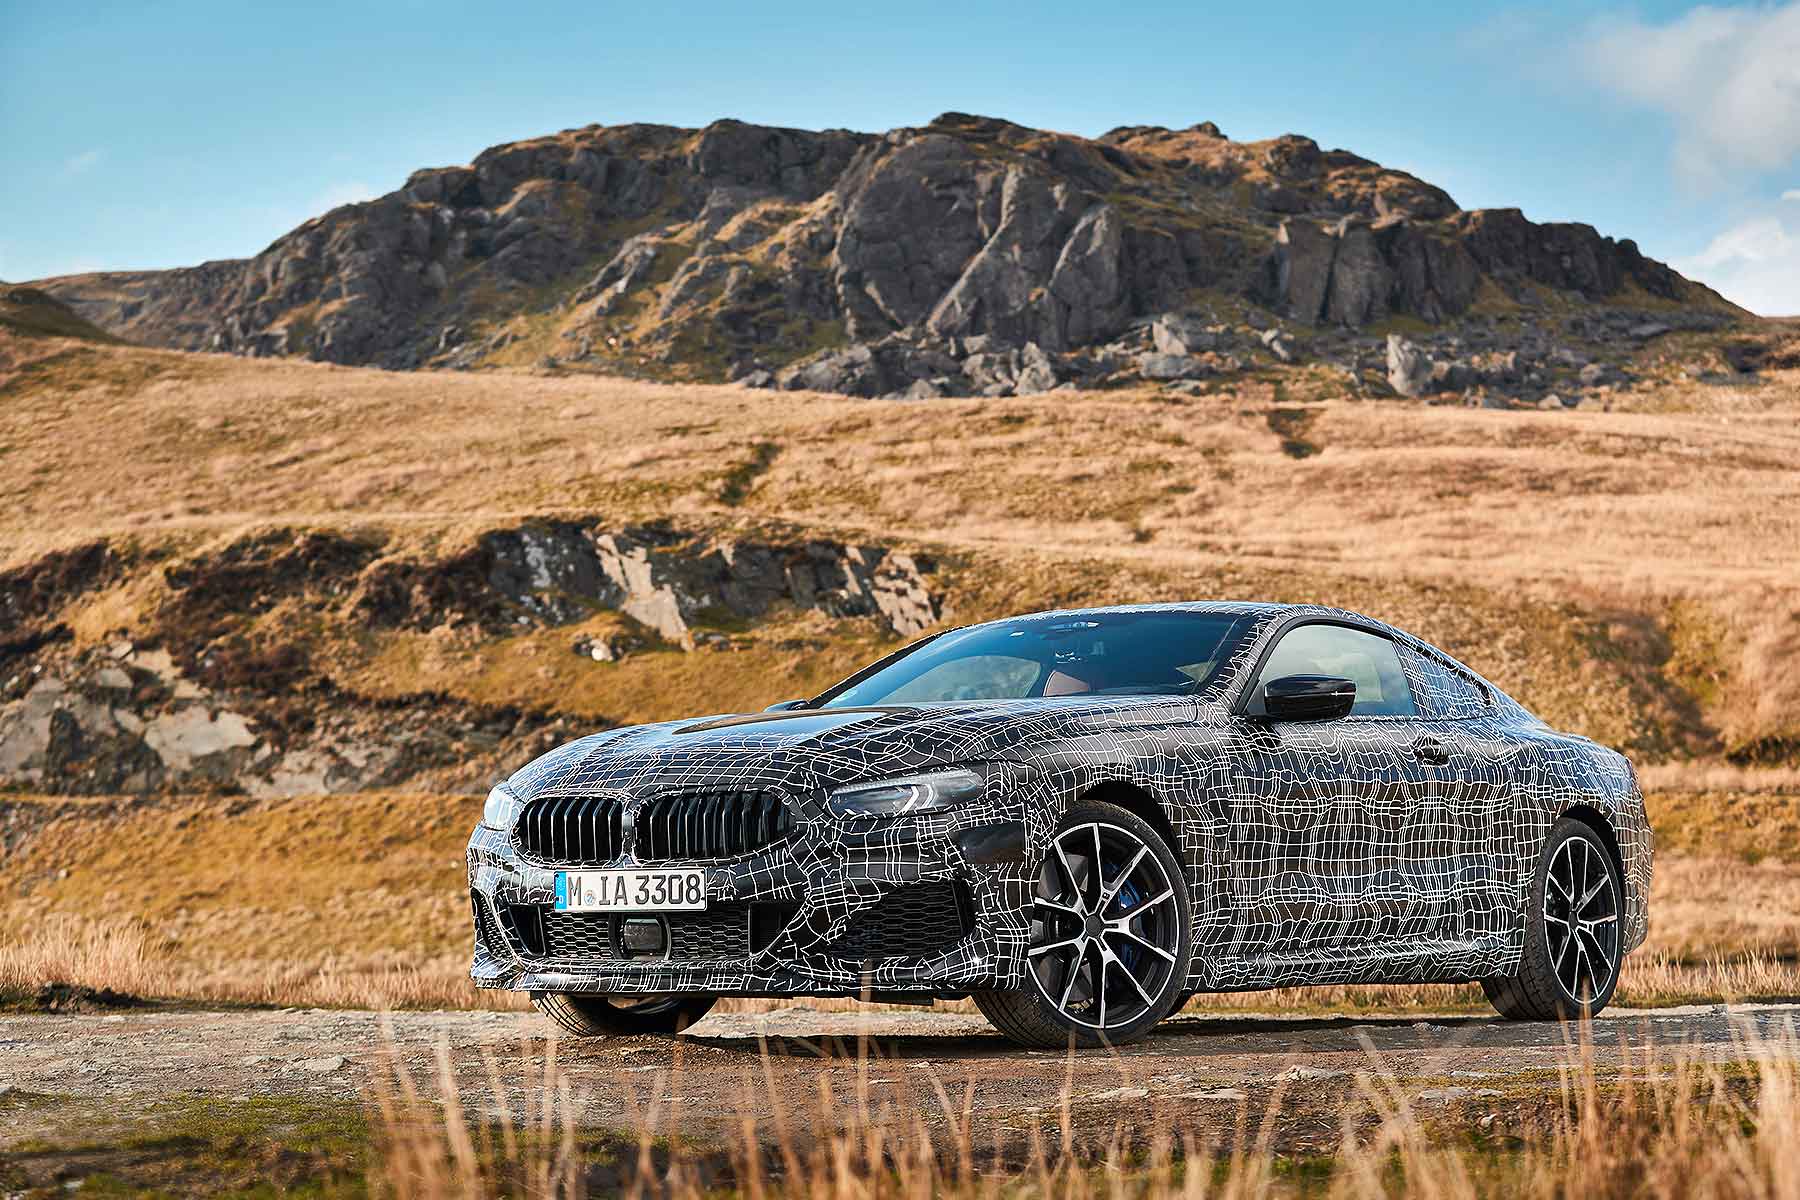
[974,800,1193,1047]
[1482,817,1625,1021]
[532,992,717,1037]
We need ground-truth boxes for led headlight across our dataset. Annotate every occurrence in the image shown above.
[482,784,524,830]
[827,767,987,819]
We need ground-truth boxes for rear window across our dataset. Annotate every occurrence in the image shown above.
[1398,643,1490,719]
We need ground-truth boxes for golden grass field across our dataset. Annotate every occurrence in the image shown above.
[3,332,1798,758]
[4,325,1800,1196]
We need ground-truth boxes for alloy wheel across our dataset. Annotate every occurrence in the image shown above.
[1543,835,1620,1007]
[1026,821,1183,1033]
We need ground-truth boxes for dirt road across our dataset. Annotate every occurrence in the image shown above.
[6,1001,1798,1158]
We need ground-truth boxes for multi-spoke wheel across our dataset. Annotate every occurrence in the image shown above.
[1482,817,1624,1021]
[975,800,1192,1047]
[533,992,716,1037]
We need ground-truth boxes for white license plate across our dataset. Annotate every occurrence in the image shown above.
[555,868,707,912]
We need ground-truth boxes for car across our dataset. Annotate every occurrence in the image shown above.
[468,602,1651,1047]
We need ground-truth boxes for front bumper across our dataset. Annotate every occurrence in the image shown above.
[468,804,1039,997]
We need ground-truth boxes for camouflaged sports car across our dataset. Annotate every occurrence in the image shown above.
[468,603,1651,1046]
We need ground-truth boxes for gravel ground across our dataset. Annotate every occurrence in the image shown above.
[5,1001,1798,1155]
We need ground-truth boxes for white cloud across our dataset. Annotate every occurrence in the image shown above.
[1784,188,1800,202]
[1578,3,1800,189]
[63,149,102,176]
[1674,211,1800,316]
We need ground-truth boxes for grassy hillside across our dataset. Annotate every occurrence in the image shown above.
[2,332,1797,762]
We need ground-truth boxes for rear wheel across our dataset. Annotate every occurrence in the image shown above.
[532,992,717,1037]
[1482,817,1624,1021]
[974,800,1192,1047]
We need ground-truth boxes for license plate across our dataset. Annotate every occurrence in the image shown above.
[554,868,707,912]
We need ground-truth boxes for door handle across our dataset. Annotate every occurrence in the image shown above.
[1412,735,1452,766]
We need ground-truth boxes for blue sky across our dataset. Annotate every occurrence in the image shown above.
[4,1,1798,312]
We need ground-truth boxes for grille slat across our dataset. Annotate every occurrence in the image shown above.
[634,789,793,862]
[514,794,629,865]
[516,790,792,864]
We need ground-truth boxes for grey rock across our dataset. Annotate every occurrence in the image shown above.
[1274,220,1336,324]
[1386,334,1434,398]
[1138,352,1210,380]
[1325,220,1391,326]
[1260,328,1296,363]
[780,343,884,396]
[1432,360,1475,391]
[1014,341,1061,394]
[1045,204,1130,349]
[1151,313,1219,355]
[575,234,663,315]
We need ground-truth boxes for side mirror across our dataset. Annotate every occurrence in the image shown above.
[1262,674,1355,721]
[764,699,810,712]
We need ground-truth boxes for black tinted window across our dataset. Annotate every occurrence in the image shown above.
[1252,623,1416,717]
[819,612,1245,707]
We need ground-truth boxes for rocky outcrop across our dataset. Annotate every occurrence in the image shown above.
[0,644,574,797]
[0,521,941,795]
[475,523,939,646]
[32,113,1733,395]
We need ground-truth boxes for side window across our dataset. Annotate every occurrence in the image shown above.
[1251,624,1417,717]
[1397,643,1491,720]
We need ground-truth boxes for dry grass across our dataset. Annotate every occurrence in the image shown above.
[3,787,1796,1015]
[366,1022,1800,1198]
[0,912,162,1001]
[4,344,1797,601]
[1639,764,1800,795]
[4,337,1796,756]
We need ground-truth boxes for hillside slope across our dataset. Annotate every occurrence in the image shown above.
[33,114,1741,404]
[1,333,1795,798]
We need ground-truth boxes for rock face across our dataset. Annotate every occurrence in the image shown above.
[30,113,1731,396]
[0,522,940,795]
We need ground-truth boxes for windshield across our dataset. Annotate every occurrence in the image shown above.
[817,611,1248,707]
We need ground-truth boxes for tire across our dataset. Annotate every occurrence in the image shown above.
[974,800,1193,1048]
[1482,817,1625,1021]
[532,991,717,1037]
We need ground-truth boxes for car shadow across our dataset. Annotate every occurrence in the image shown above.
[669,1010,1521,1062]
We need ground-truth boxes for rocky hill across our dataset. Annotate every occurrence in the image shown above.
[34,113,1740,403]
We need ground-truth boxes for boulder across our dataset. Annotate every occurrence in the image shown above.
[1151,313,1219,355]
[779,343,885,396]
[1386,335,1434,398]
[1260,328,1297,363]
[1138,352,1210,380]
[1014,342,1061,394]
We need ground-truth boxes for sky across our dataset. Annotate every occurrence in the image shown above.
[3,0,1798,314]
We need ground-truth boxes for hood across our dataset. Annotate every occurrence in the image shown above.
[505,695,1197,805]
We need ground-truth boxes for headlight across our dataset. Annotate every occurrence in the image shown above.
[827,767,987,818]
[482,784,523,830]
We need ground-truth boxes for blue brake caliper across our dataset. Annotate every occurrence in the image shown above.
[1113,871,1144,972]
